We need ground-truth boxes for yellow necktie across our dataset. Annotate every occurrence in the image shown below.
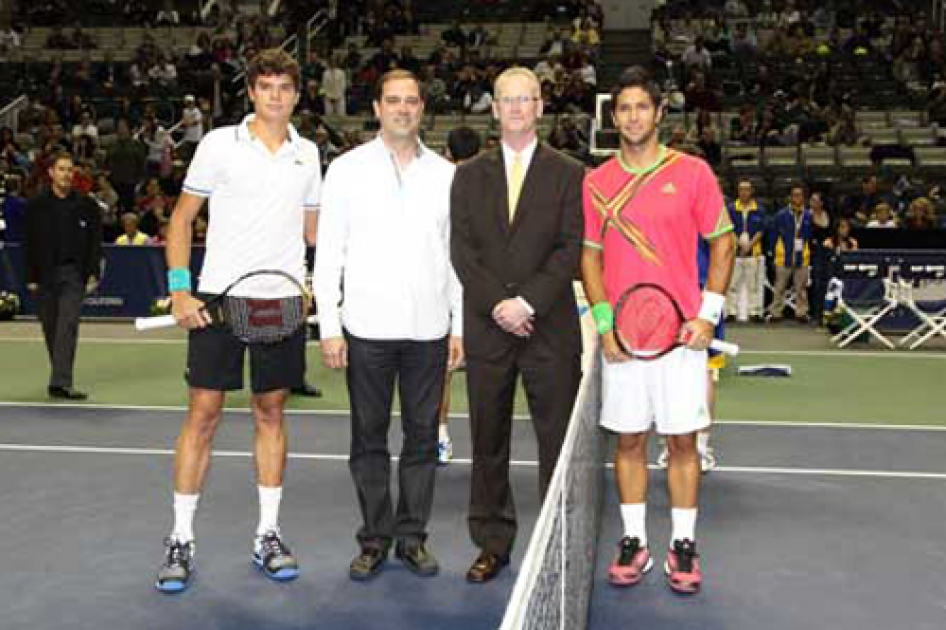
[508,153,523,220]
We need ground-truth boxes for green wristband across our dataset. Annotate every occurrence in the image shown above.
[591,302,614,335]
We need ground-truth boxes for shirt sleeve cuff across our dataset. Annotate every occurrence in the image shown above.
[516,296,535,316]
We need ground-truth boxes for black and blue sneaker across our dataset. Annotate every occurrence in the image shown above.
[253,530,300,582]
[156,537,195,594]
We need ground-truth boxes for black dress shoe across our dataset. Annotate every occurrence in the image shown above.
[291,382,322,397]
[395,540,439,577]
[48,387,88,401]
[466,551,510,583]
[349,545,388,581]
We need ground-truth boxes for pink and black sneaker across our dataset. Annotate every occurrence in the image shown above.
[608,536,653,587]
[664,538,703,594]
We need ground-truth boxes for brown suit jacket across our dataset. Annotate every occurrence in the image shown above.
[450,143,585,361]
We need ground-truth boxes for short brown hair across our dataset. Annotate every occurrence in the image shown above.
[247,48,301,91]
[374,69,423,101]
[49,150,74,168]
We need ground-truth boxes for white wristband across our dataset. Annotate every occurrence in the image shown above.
[698,291,726,325]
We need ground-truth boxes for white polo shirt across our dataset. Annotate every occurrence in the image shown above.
[183,115,321,297]
[314,135,462,341]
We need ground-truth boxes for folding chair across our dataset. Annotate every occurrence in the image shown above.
[829,278,898,349]
[897,279,946,350]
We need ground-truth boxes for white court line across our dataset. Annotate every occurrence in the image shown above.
[3,442,946,480]
[1,335,945,359]
[1,401,944,431]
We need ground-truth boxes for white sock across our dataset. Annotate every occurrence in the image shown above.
[172,492,199,543]
[671,507,698,545]
[438,424,450,442]
[619,503,647,547]
[697,432,710,455]
[257,485,283,537]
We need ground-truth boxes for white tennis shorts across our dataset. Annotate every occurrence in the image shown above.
[599,346,711,435]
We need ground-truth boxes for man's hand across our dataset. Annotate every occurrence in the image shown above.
[681,318,715,351]
[26,283,39,293]
[320,336,348,370]
[601,331,631,363]
[447,336,464,371]
[85,278,99,294]
[492,298,533,335]
[171,292,210,329]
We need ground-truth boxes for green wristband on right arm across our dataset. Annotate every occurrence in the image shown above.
[591,302,614,335]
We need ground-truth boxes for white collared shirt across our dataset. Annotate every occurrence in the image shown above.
[183,114,322,296]
[501,137,538,182]
[314,135,462,341]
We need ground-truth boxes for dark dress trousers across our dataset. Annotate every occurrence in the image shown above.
[450,143,584,557]
[23,189,102,389]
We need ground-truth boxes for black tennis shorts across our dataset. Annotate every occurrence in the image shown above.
[185,313,306,394]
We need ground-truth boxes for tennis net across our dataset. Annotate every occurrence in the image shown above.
[498,344,605,630]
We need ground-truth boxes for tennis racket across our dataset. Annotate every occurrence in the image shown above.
[613,283,739,360]
[135,269,311,344]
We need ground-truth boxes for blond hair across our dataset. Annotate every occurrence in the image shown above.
[493,66,541,98]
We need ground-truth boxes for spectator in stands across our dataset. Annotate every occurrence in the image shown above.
[724,0,749,18]
[399,46,422,76]
[548,114,588,161]
[841,174,890,226]
[468,24,488,49]
[730,104,759,145]
[71,110,99,147]
[769,183,814,323]
[301,79,326,116]
[322,56,349,116]
[0,24,22,54]
[866,202,899,228]
[178,95,204,161]
[46,26,71,49]
[540,28,569,57]
[824,218,859,254]
[681,37,712,74]
[115,212,151,245]
[139,115,174,179]
[137,176,173,233]
[90,173,120,241]
[106,119,147,213]
[303,49,325,84]
[684,71,720,112]
[0,127,28,170]
[372,37,401,74]
[731,22,759,57]
[927,76,946,126]
[904,197,938,230]
[149,52,179,92]
[70,26,95,50]
[441,20,467,48]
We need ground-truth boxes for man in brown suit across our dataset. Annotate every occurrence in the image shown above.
[450,67,584,583]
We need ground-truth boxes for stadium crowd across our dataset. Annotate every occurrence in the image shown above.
[1,0,944,325]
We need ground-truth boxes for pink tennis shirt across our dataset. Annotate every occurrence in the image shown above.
[582,147,732,319]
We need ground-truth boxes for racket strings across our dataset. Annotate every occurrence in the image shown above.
[221,295,306,344]
[617,289,683,353]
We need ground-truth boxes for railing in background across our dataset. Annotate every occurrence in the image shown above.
[0,96,28,134]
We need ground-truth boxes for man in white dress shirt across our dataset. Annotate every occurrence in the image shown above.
[315,69,463,581]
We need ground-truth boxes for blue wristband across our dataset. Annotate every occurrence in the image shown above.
[167,267,192,293]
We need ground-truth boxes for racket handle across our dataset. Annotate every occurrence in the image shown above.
[709,339,740,356]
[135,314,178,331]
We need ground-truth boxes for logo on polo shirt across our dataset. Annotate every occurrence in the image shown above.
[661,182,677,195]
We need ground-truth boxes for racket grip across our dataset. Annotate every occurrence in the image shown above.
[134,314,178,331]
[709,339,740,356]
